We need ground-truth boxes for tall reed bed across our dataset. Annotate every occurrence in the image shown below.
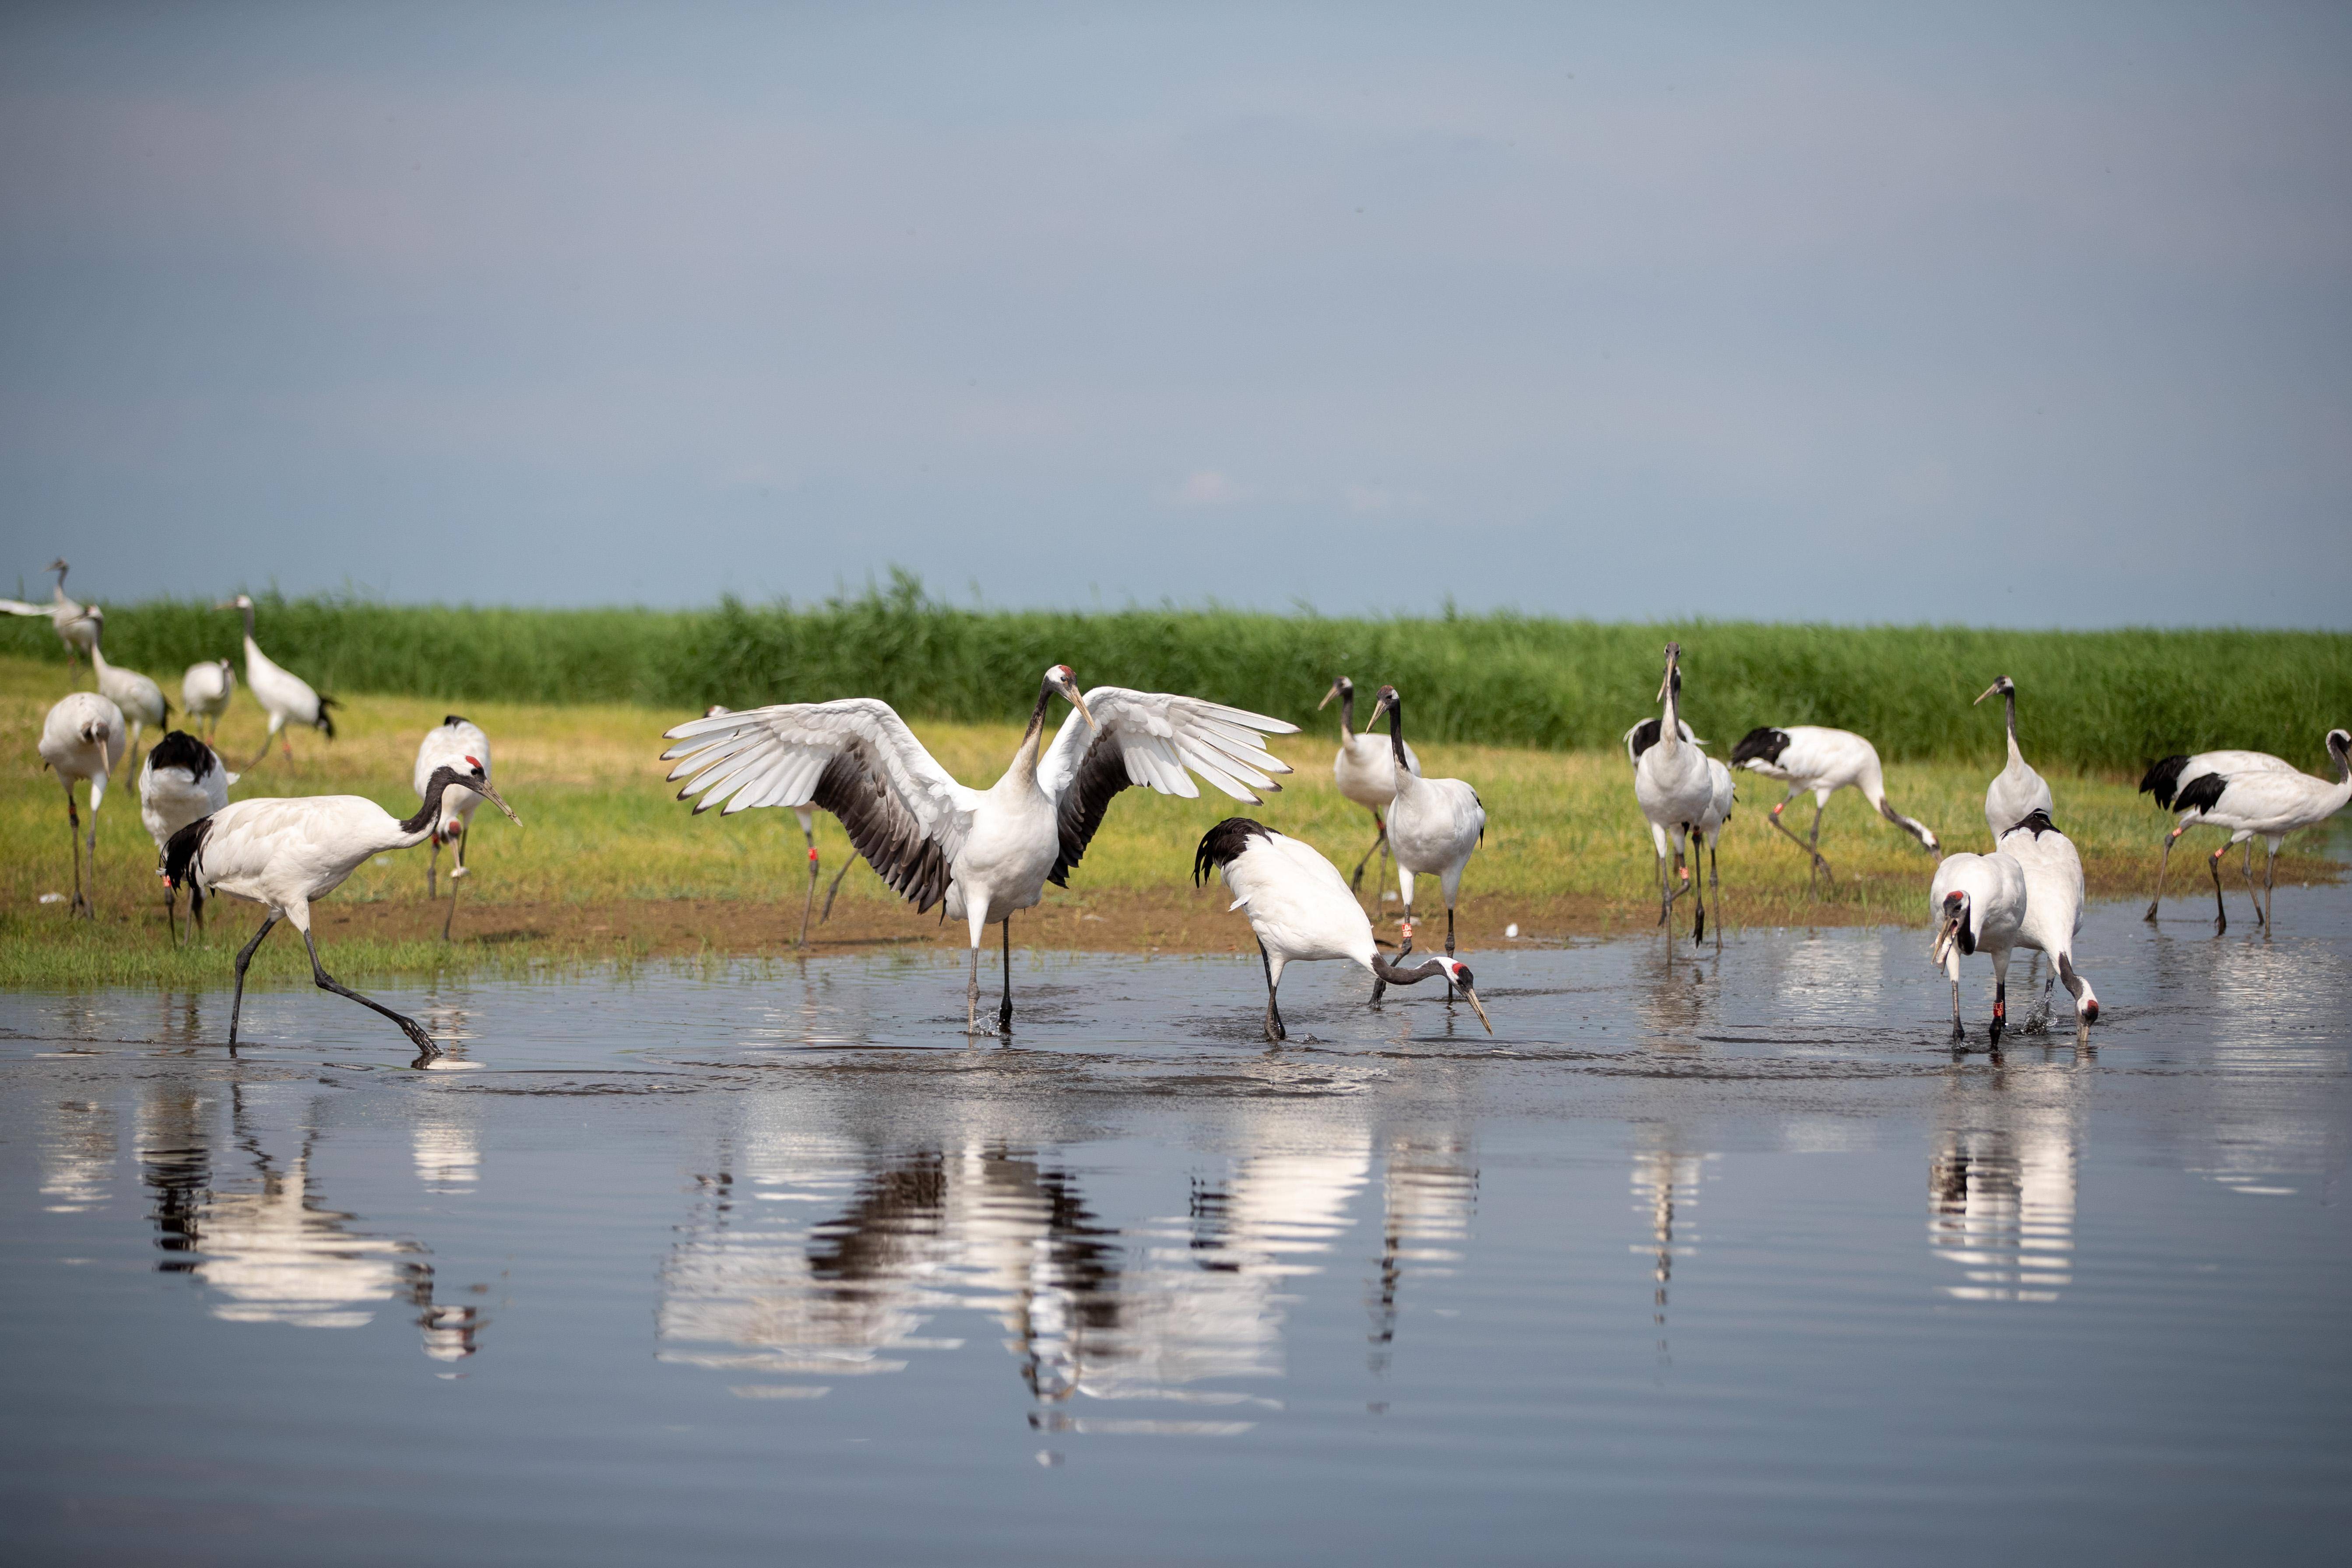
[9,573,2344,772]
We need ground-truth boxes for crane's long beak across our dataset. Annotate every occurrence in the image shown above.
[1460,984,1492,1034]
[214,600,237,611]
[470,778,522,827]
[1930,912,1957,967]
[1318,681,1343,711]
[1973,683,2001,706]
[1063,685,1097,730]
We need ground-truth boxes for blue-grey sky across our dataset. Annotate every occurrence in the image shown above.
[3,2,2348,625]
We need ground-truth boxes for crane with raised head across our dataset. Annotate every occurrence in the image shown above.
[1319,676,1422,900]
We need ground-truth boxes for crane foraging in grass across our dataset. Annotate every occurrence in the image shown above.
[140,730,236,943]
[1,559,97,666]
[1997,809,2099,1046]
[2147,729,2352,934]
[84,606,169,771]
[662,666,1297,1034]
[1976,676,2053,840]
[1366,684,1484,960]
[1319,676,1422,900]
[38,692,126,919]
[218,594,336,769]
[1730,725,1940,889]
[1627,714,1734,948]
[1928,849,2027,1043]
[414,715,493,939]
[703,703,853,947]
[163,758,520,1060]
[182,659,236,741]
[1194,817,1489,1041]
[2137,748,2302,919]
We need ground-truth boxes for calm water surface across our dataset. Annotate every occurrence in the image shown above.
[3,886,2348,1565]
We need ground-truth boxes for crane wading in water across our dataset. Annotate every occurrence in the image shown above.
[661,666,1297,1034]
[164,759,521,1061]
[1194,818,1489,1041]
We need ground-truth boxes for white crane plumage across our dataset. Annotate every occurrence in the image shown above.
[2147,729,2352,933]
[662,665,1297,1033]
[1730,724,1940,886]
[414,714,493,939]
[218,594,337,769]
[703,703,852,948]
[1632,644,1718,942]
[140,730,236,943]
[2137,747,2303,920]
[1365,684,1485,959]
[1319,676,1422,897]
[1928,850,2027,1041]
[182,659,237,741]
[1626,713,1735,948]
[84,606,169,771]
[1193,818,1490,1040]
[163,759,520,1059]
[1,559,97,666]
[1976,676,2053,839]
[1997,809,2100,1045]
[37,691,126,919]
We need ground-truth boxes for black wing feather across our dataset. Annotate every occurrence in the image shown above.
[1050,727,1138,887]
[1628,718,1662,759]
[2139,754,2190,809]
[147,730,215,783]
[1730,727,1789,766]
[2174,772,2227,815]
[810,742,955,912]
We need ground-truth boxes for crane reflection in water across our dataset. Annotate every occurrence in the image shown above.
[658,1111,1390,1430]
[1927,1054,2090,1303]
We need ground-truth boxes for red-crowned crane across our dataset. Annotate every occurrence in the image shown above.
[1928,850,2027,1042]
[1627,714,1734,948]
[662,666,1297,1034]
[1729,725,1940,889]
[1633,643,1717,941]
[1365,685,1485,959]
[414,715,494,939]
[182,659,237,742]
[2137,748,2302,919]
[218,594,337,769]
[1997,809,2100,1046]
[1319,676,1422,899]
[1194,817,1489,1040]
[140,729,236,943]
[1976,676,2053,839]
[2151,729,2352,933]
[84,606,169,772]
[38,691,125,919]
[1,559,97,666]
[163,759,520,1060]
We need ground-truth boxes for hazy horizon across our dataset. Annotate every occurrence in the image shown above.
[4,3,2348,628]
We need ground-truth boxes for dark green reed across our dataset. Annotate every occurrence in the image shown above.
[12,572,2345,773]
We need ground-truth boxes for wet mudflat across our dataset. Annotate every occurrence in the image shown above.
[2,886,2348,1566]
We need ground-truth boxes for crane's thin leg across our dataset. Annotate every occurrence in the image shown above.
[2240,843,2265,927]
[62,779,90,920]
[2145,825,2185,920]
[165,880,180,947]
[426,837,440,899]
[441,861,462,942]
[1349,810,1385,895]
[2263,842,2278,930]
[86,805,99,915]
[1990,979,2007,1043]
[2207,846,2229,935]
[796,826,819,949]
[1445,904,1456,957]
[228,913,281,1044]
[1808,801,1827,889]
[1378,831,1394,920]
[1690,830,1706,946]
[1260,941,1285,1042]
[820,856,854,922]
[301,924,438,1057]
[997,918,1015,1034]
[1767,801,1834,889]
[1709,839,1723,952]
[1949,977,1963,1041]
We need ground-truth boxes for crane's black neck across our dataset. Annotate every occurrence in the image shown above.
[1370,952,1450,987]
[1336,684,1356,735]
[2004,686,2019,743]
[239,602,257,641]
[1383,694,1408,770]
[1009,677,1057,781]
[402,766,477,837]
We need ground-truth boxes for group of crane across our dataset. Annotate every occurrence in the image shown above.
[17,562,2350,1065]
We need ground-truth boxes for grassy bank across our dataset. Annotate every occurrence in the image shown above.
[7,576,2347,770]
[6,655,2340,991]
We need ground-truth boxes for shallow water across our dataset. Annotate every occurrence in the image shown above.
[3,886,2348,1565]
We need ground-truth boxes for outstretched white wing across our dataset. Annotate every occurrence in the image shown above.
[1037,686,1297,883]
[661,699,981,911]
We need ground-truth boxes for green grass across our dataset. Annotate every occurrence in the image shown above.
[7,653,2341,991]
[10,573,2347,770]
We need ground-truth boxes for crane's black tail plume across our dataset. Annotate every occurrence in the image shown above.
[1194,818,1273,886]
[2173,773,2226,815]
[315,695,339,740]
[162,816,213,921]
[2139,754,2191,809]
[147,729,218,783]
[1730,727,1790,767]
